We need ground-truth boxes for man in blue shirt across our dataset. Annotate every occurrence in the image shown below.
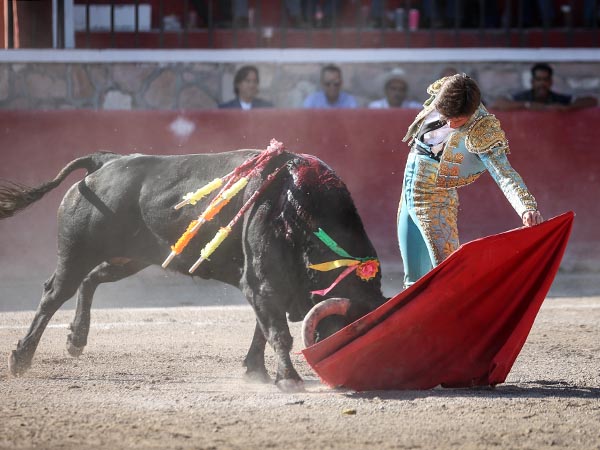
[303,64,358,109]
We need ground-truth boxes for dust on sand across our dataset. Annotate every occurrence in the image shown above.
[1,285,599,449]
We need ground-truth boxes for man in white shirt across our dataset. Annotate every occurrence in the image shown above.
[369,68,422,109]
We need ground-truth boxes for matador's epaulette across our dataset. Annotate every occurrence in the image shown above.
[426,77,450,95]
[465,115,509,154]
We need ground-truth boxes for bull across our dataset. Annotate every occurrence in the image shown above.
[0,148,387,391]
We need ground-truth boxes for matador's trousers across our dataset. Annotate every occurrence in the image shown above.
[397,153,459,288]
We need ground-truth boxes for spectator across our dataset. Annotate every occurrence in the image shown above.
[231,0,306,28]
[232,0,249,27]
[514,1,555,27]
[584,0,600,27]
[368,0,402,28]
[304,0,342,27]
[369,68,422,109]
[491,63,598,111]
[303,64,358,109]
[421,0,446,27]
[422,0,499,28]
[283,0,307,27]
[219,65,273,110]
[190,0,234,28]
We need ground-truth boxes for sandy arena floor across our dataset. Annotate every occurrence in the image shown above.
[0,269,599,450]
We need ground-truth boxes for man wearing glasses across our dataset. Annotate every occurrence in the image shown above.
[398,73,543,289]
[303,64,358,109]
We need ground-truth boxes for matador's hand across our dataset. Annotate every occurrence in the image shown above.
[522,210,543,227]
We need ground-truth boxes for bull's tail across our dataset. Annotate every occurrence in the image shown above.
[0,151,119,219]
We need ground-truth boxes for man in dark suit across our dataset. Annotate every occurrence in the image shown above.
[219,65,273,110]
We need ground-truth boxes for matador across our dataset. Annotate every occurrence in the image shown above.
[398,73,543,288]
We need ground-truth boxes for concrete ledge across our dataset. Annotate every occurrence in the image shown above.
[2,48,600,63]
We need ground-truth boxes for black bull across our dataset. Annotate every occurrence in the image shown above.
[0,149,387,391]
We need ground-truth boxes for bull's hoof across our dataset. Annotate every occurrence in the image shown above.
[276,378,305,393]
[244,368,272,384]
[8,350,30,377]
[66,335,85,358]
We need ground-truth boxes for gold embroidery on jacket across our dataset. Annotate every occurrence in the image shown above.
[435,172,481,189]
[466,115,508,154]
[413,159,459,264]
[427,77,450,95]
[447,133,461,148]
[439,163,460,177]
[445,152,464,164]
[436,128,473,188]
[439,129,464,161]
[485,152,537,212]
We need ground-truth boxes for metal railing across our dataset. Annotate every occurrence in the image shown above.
[6,0,600,49]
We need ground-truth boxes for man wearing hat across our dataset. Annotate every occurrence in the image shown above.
[369,68,422,109]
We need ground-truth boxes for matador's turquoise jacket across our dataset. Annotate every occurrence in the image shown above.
[402,77,538,217]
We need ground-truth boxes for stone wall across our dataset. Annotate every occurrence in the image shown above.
[0,60,599,110]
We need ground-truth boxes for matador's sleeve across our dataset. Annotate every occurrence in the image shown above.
[466,115,538,217]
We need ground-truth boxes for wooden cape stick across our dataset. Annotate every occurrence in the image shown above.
[162,140,286,269]
[188,163,287,273]
[161,176,249,268]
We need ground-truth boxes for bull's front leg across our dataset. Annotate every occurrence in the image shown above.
[257,305,304,392]
[241,279,305,391]
[242,201,304,392]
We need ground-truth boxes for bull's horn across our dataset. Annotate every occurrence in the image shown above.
[301,297,351,348]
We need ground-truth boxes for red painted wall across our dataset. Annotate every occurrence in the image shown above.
[0,109,598,277]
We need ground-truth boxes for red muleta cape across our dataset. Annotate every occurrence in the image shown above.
[302,211,574,391]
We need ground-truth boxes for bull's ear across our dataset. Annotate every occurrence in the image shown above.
[301,298,351,347]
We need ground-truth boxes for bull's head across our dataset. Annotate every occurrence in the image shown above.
[302,228,386,347]
[283,154,388,347]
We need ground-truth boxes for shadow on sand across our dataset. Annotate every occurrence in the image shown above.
[336,380,600,400]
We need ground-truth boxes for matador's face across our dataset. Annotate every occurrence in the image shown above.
[446,116,470,129]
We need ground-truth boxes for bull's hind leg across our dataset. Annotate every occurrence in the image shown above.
[67,260,149,357]
[243,320,271,383]
[8,261,92,376]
